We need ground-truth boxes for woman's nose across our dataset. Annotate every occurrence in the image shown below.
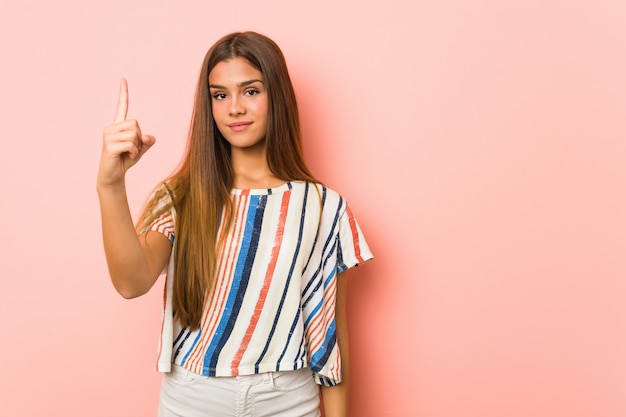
[229,96,245,116]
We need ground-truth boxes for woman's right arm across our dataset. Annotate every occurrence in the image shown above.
[96,79,170,298]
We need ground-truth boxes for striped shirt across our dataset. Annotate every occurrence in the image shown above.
[147,181,372,386]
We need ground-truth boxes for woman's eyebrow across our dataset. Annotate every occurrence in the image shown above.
[209,79,264,89]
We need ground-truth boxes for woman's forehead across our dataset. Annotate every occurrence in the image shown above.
[208,57,263,85]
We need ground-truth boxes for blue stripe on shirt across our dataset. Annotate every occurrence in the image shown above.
[202,195,266,375]
[309,319,336,372]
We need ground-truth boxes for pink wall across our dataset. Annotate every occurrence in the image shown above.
[1,1,625,416]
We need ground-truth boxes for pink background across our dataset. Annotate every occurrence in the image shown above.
[1,0,625,416]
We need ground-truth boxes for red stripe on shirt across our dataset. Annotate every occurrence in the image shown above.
[346,205,364,263]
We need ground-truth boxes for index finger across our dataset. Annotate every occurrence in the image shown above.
[113,78,128,123]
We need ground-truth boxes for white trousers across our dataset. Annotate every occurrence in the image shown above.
[158,365,321,417]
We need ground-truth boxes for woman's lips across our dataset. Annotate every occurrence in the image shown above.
[228,121,252,132]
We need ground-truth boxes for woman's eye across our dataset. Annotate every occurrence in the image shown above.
[212,93,227,100]
[244,89,260,96]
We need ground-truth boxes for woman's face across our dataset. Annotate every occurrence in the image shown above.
[209,57,269,152]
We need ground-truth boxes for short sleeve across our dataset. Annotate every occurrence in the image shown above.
[336,205,373,273]
[143,211,175,246]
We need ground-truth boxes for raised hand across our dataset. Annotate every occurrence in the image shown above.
[96,79,171,300]
[97,78,156,188]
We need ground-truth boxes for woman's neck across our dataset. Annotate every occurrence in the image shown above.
[231,146,284,190]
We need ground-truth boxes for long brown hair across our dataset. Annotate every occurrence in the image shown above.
[137,31,318,329]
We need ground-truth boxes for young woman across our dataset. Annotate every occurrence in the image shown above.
[97,31,372,417]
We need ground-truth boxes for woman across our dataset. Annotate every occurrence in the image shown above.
[97,31,372,417]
